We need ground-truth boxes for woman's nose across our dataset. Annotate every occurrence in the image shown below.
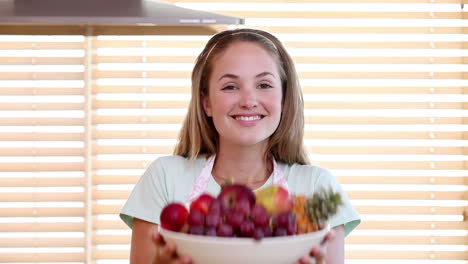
[239,87,258,109]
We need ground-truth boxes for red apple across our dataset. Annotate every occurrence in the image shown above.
[190,193,215,214]
[160,203,188,232]
[217,184,256,210]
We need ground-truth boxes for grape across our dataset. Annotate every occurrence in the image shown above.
[239,221,255,237]
[205,227,217,236]
[226,209,244,229]
[262,225,273,237]
[189,225,204,235]
[208,199,222,215]
[188,208,205,226]
[274,227,288,237]
[235,198,251,217]
[287,221,297,235]
[276,211,293,228]
[251,204,269,227]
[253,227,264,240]
[217,223,234,237]
[205,211,221,228]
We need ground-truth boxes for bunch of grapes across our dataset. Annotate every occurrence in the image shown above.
[187,197,296,239]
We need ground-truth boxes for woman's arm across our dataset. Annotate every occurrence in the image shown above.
[323,225,344,264]
[130,218,158,263]
[130,218,192,264]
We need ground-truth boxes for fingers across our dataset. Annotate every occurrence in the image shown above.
[308,230,335,264]
[297,255,312,264]
[153,231,193,264]
[153,230,165,245]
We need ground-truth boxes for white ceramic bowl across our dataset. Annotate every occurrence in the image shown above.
[159,225,329,264]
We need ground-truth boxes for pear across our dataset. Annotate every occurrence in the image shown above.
[255,185,293,214]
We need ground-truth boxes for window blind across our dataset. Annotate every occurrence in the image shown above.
[91,1,467,263]
[0,1,466,264]
[0,26,88,262]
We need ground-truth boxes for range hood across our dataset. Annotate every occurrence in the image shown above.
[0,0,244,25]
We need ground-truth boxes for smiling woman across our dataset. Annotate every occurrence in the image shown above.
[120,28,360,264]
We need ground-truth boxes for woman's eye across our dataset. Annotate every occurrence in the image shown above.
[222,85,236,90]
[259,83,273,89]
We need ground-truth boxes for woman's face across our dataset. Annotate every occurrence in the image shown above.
[203,41,283,148]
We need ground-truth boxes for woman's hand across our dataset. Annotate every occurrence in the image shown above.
[294,230,333,264]
[153,231,193,264]
[130,218,193,264]
[294,225,344,264]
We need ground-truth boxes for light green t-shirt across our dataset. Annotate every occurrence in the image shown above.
[120,155,361,236]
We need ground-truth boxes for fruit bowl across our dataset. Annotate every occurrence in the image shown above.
[159,224,329,264]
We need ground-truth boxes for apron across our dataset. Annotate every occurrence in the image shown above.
[186,155,289,207]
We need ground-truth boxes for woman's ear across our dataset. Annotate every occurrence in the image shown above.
[202,94,212,116]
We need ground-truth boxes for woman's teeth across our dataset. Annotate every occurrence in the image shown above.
[235,115,261,121]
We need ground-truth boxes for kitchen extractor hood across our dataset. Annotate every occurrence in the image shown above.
[0,0,244,25]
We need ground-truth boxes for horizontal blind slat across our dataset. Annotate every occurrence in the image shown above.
[0,222,84,232]
[0,177,84,187]
[0,253,85,262]
[0,118,84,125]
[0,192,84,202]
[0,163,84,171]
[0,133,84,141]
[338,176,466,185]
[0,103,84,110]
[0,207,85,217]
[0,87,84,95]
[346,235,467,245]
[346,250,466,260]
[0,148,84,156]
[0,237,84,247]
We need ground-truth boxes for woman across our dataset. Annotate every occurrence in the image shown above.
[120,28,360,264]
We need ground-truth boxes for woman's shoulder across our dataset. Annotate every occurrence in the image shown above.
[148,155,207,174]
[281,162,332,179]
[280,162,336,195]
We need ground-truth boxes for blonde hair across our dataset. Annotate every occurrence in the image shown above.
[174,28,310,165]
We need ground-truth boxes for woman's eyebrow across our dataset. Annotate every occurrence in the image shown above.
[255,72,275,78]
[218,73,239,81]
[218,72,275,81]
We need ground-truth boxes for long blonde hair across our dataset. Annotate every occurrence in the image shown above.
[174,28,310,165]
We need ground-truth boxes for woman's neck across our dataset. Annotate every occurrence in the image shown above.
[211,141,272,190]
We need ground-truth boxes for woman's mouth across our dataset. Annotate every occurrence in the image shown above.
[233,115,262,121]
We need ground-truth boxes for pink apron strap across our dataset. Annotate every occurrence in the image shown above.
[185,155,289,207]
[185,155,216,208]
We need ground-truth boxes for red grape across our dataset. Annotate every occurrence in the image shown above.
[189,225,205,235]
[226,209,244,229]
[205,211,221,228]
[205,227,217,236]
[188,208,205,227]
[253,227,264,240]
[274,227,288,237]
[239,220,255,237]
[217,223,234,237]
[251,204,269,227]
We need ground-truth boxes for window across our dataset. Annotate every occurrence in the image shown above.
[0,1,466,263]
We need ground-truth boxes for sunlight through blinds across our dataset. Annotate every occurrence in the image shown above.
[0,1,466,264]
[0,27,87,263]
[91,1,467,263]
